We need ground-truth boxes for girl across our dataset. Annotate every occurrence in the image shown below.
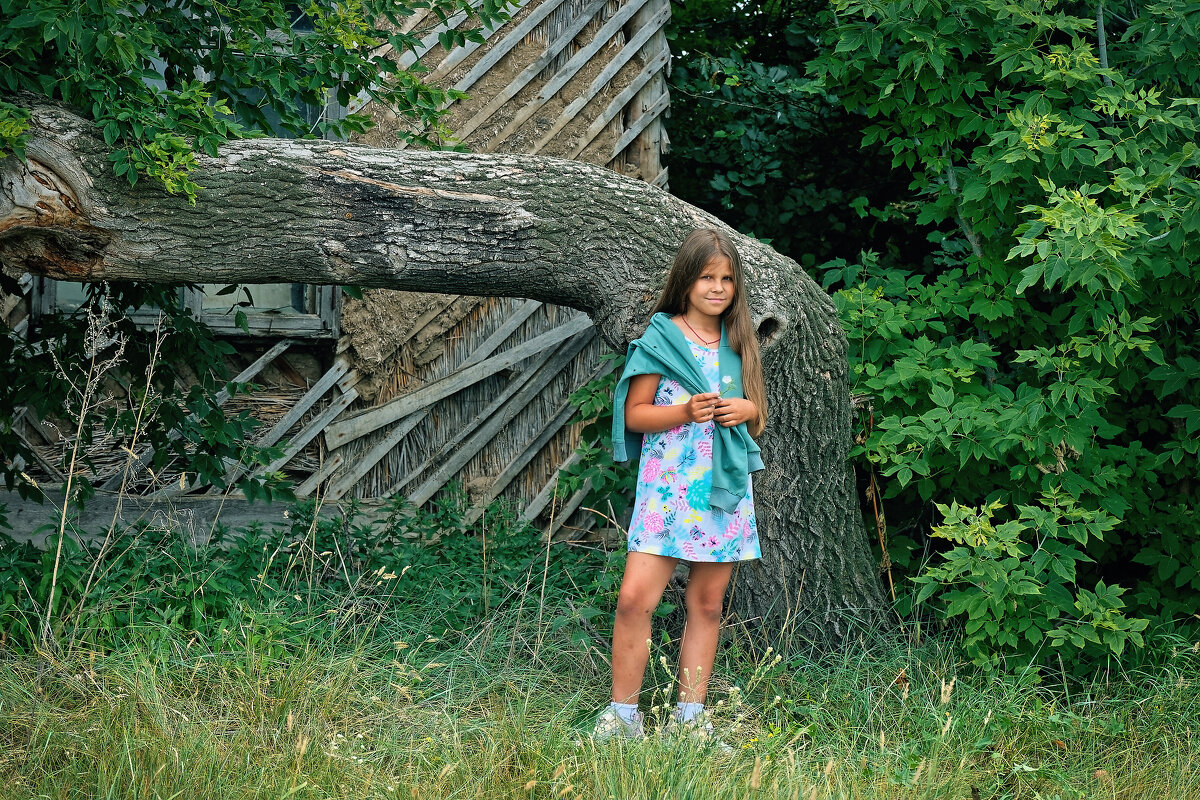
[594,228,768,741]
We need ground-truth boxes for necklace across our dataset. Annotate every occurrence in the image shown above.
[680,315,720,347]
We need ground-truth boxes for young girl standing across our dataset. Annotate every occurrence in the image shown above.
[594,228,768,741]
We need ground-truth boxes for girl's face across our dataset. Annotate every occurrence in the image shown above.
[685,255,735,319]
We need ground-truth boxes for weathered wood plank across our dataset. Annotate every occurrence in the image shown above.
[487,0,653,148]
[318,300,545,499]
[0,488,345,548]
[546,481,590,540]
[425,0,534,83]
[465,356,614,523]
[323,314,591,449]
[520,448,581,522]
[295,452,345,497]
[253,387,359,477]
[651,165,669,189]
[403,327,595,507]
[529,6,670,155]
[100,338,295,491]
[609,91,669,161]
[566,51,664,160]
[453,0,612,143]
[213,358,352,491]
[396,0,571,150]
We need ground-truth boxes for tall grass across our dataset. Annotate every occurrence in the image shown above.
[2,589,1197,799]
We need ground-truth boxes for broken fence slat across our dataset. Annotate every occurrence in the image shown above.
[100,338,295,491]
[295,452,346,497]
[403,328,595,507]
[216,358,352,490]
[521,449,582,522]
[463,382,584,525]
[323,314,592,450]
[254,387,359,477]
[320,299,545,499]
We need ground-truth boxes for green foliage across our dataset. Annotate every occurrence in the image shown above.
[666,0,919,266]
[913,492,1147,670]
[0,0,513,199]
[0,486,610,651]
[806,0,1200,664]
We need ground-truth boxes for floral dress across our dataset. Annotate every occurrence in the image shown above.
[626,341,760,562]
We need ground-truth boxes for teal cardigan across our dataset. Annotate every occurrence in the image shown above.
[612,313,764,513]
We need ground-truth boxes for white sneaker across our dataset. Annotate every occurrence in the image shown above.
[591,707,645,741]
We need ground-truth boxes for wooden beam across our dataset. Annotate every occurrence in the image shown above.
[486,0,653,149]
[425,0,534,84]
[650,165,669,189]
[100,338,295,491]
[529,6,670,155]
[567,52,665,160]
[316,300,542,499]
[323,314,591,449]
[463,360,610,524]
[403,328,595,507]
[253,387,359,477]
[452,0,612,144]
[609,91,669,161]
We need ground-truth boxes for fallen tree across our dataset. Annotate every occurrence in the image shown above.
[1,97,887,639]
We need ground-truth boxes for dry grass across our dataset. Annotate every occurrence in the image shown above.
[2,606,1197,800]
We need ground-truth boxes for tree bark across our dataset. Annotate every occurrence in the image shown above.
[1,96,887,640]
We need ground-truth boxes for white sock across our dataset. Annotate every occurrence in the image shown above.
[676,701,704,723]
[609,702,640,724]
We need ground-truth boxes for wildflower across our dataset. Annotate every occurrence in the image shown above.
[720,376,737,396]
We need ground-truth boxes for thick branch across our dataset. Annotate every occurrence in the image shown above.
[1,95,887,639]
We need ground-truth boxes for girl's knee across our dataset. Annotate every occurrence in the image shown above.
[685,591,724,622]
[615,587,658,620]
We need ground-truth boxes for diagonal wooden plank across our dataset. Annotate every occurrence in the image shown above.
[452,0,612,144]
[316,300,545,499]
[529,8,670,155]
[295,452,345,497]
[566,50,665,160]
[486,0,653,149]
[252,387,359,478]
[424,0,534,83]
[464,358,613,524]
[396,0,571,150]
[212,358,352,491]
[403,328,595,507]
[520,449,581,522]
[101,338,295,491]
[323,314,591,449]
[609,91,670,161]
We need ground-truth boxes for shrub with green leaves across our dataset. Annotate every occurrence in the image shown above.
[807,0,1200,663]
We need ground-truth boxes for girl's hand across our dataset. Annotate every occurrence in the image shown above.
[714,397,757,428]
[684,391,721,424]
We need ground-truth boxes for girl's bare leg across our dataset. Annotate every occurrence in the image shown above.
[611,552,678,704]
[676,561,735,704]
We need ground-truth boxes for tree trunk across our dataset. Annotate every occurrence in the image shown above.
[0,97,887,640]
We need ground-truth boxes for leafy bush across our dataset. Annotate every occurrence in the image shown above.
[807,0,1200,665]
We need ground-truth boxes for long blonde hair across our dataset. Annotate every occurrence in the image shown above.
[650,228,768,437]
